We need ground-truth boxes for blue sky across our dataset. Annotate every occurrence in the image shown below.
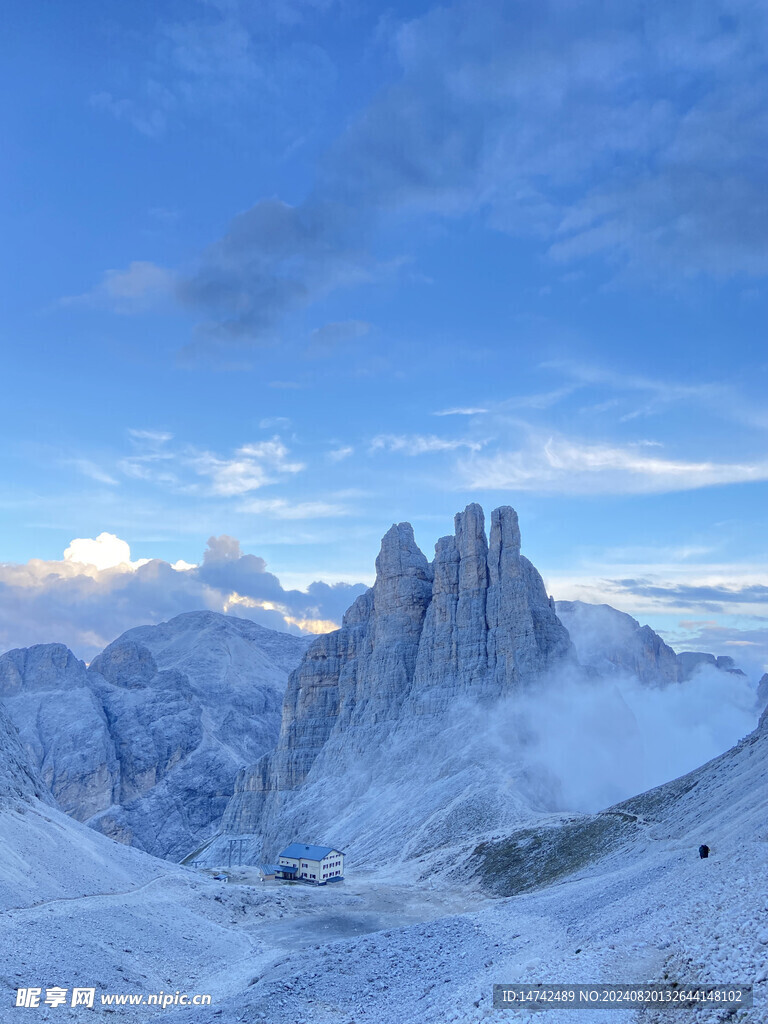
[3,0,768,669]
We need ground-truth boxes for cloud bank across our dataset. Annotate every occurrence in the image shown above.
[0,532,367,660]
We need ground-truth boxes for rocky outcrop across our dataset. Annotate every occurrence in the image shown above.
[0,612,309,859]
[197,505,575,866]
[677,651,747,680]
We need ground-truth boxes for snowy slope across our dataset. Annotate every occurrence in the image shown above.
[185,710,768,1024]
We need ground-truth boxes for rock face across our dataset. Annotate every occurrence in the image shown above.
[0,612,309,859]
[757,673,768,711]
[197,505,575,867]
[0,699,51,807]
[0,644,120,817]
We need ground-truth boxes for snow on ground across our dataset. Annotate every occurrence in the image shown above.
[185,714,768,1024]
[2,717,766,1023]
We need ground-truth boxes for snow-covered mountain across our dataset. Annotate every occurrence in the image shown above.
[0,612,309,860]
[196,504,576,867]
[555,600,681,684]
[0,692,284,1023]
[2,659,764,1023]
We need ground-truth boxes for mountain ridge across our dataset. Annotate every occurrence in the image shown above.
[0,611,310,859]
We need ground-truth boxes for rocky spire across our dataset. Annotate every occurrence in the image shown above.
[213,504,575,855]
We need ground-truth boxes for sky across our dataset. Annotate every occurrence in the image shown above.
[2,0,768,670]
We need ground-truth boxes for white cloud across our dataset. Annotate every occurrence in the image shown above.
[63,533,146,573]
[128,428,174,443]
[371,433,485,455]
[460,434,768,494]
[258,416,291,429]
[170,559,197,572]
[65,459,119,486]
[186,437,304,496]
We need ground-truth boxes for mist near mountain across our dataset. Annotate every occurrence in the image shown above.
[479,662,758,815]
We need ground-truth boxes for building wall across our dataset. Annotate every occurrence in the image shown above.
[278,850,345,883]
[320,851,344,881]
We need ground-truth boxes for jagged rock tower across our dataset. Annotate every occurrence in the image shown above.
[196,504,574,866]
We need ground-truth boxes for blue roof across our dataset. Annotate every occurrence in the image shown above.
[276,863,297,873]
[258,864,281,874]
[279,842,342,860]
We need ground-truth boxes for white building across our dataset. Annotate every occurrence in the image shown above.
[275,843,345,884]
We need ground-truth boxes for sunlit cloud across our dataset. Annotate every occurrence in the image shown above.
[0,531,367,659]
[64,532,148,573]
[223,593,340,634]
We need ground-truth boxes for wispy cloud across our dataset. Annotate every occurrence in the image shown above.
[90,3,337,141]
[74,431,309,499]
[460,434,768,494]
[608,579,768,612]
[327,445,354,462]
[307,319,370,356]
[433,406,489,417]
[549,565,768,616]
[371,433,486,455]
[65,459,119,486]
[188,438,304,496]
[128,428,174,444]
[546,360,768,430]
[62,261,176,313]
[238,497,351,519]
[90,88,177,138]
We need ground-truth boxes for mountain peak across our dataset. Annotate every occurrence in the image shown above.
[375,522,431,582]
[200,504,574,865]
